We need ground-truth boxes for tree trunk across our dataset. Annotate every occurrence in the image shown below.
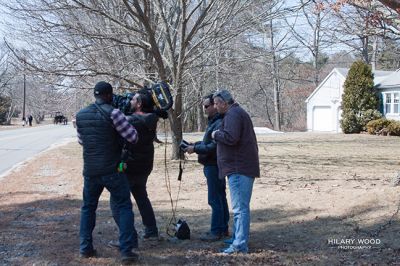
[362,35,370,64]
[362,16,370,64]
[169,81,183,160]
[270,20,281,131]
[312,10,321,87]
[259,83,274,127]
[5,102,15,125]
[169,115,183,160]
[197,86,206,132]
[371,36,378,72]
[170,14,186,159]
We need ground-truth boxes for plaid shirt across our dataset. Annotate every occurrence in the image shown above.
[110,109,138,143]
[77,108,138,144]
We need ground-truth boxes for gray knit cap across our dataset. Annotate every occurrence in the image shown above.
[213,89,234,104]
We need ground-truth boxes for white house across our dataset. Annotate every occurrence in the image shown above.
[306,68,399,132]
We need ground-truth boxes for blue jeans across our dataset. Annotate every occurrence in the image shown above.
[228,174,254,252]
[79,172,136,255]
[203,165,229,235]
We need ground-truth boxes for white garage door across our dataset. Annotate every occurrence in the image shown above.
[313,106,332,131]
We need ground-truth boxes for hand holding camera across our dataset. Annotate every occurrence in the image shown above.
[180,140,195,154]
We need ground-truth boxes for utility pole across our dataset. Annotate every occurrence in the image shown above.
[23,73,26,120]
[22,54,27,125]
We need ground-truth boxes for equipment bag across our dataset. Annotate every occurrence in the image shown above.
[175,219,190,240]
[150,81,173,111]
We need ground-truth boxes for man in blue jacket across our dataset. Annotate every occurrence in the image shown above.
[184,94,229,241]
[211,89,260,255]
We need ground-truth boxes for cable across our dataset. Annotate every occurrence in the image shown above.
[162,119,186,237]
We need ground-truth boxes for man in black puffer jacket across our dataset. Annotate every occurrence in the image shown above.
[109,89,162,248]
[76,81,139,264]
[184,94,229,242]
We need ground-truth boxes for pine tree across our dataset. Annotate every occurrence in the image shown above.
[340,60,381,133]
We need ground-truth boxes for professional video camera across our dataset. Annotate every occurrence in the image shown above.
[112,92,134,115]
[112,81,173,118]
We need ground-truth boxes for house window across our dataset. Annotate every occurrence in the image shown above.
[384,92,400,115]
[394,93,399,113]
[386,93,391,113]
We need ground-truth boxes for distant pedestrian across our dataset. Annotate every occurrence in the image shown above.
[22,116,26,126]
[28,115,33,126]
[211,89,260,255]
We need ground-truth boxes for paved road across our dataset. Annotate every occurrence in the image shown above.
[0,124,76,177]
[0,124,280,178]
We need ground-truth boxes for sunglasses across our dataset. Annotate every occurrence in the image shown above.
[203,104,211,109]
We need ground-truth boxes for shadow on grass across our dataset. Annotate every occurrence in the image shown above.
[1,195,399,265]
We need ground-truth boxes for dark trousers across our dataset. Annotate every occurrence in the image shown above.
[80,172,137,255]
[203,165,230,235]
[111,173,158,237]
[129,174,158,235]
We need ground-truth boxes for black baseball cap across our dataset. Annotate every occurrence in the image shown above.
[94,81,113,95]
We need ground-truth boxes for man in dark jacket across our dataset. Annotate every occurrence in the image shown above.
[184,94,229,241]
[211,89,260,255]
[76,81,139,264]
[109,89,161,249]
[125,90,160,239]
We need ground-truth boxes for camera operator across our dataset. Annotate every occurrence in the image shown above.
[109,88,165,249]
[183,94,229,241]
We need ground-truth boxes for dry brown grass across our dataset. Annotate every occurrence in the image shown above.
[1,132,400,265]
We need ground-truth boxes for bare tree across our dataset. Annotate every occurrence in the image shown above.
[238,0,306,131]
[2,0,267,158]
[0,41,23,125]
[378,0,400,13]
[330,2,379,64]
[333,0,400,14]
[4,0,397,134]
[286,0,332,86]
[0,42,13,95]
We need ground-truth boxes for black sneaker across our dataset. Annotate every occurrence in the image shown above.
[143,232,159,241]
[121,251,139,265]
[200,232,222,242]
[79,249,97,258]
